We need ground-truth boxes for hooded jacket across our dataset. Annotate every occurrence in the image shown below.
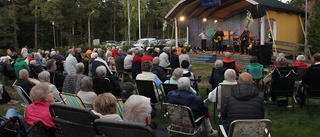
[14,58,31,77]
[222,84,264,127]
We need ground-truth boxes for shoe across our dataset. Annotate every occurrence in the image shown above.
[293,95,299,103]
[7,100,19,105]
[207,129,218,136]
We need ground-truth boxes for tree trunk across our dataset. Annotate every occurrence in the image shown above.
[114,0,116,41]
[34,5,38,49]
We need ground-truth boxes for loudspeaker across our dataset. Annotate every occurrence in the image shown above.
[250,4,266,19]
[251,45,272,66]
[153,21,162,29]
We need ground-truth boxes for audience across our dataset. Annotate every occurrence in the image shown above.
[209,60,226,90]
[179,49,192,71]
[77,76,97,109]
[152,57,167,82]
[246,56,263,80]
[93,66,114,95]
[221,73,264,132]
[208,69,237,107]
[141,48,154,63]
[159,47,170,68]
[15,69,34,95]
[222,52,239,73]
[115,49,125,72]
[62,62,86,94]
[123,49,134,72]
[169,49,179,70]
[123,95,171,137]
[46,59,65,92]
[106,50,116,72]
[91,50,113,79]
[14,55,30,78]
[88,52,98,77]
[65,49,78,75]
[92,93,122,121]
[152,48,160,58]
[82,49,92,76]
[120,82,137,101]
[292,55,308,68]
[131,49,142,80]
[164,68,196,94]
[25,83,55,129]
[38,71,61,102]
[166,77,217,136]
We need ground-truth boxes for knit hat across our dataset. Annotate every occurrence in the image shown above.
[86,50,92,55]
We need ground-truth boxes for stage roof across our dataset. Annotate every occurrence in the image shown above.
[165,0,305,20]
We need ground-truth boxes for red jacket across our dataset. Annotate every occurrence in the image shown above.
[292,62,308,68]
[141,54,153,64]
[25,100,55,128]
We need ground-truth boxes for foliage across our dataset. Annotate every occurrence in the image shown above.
[308,0,320,53]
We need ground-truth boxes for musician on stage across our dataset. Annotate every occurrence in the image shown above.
[213,27,225,54]
[199,28,207,52]
[240,26,250,55]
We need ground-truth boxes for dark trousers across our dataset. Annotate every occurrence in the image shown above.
[201,39,207,51]
[216,40,223,53]
[240,41,248,54]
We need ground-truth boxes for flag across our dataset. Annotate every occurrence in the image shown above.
[246,10,252,26]
[163,20,167,31]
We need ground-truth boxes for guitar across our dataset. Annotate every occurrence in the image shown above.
[214,36,222,43]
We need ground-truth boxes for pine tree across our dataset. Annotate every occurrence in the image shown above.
[308,0,320,53]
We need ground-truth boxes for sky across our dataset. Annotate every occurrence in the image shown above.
[281,0,292,3]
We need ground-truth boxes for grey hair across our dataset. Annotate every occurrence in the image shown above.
[97,49,105,58]
[76,62,85,73]
[177,77,190,90]
[38,71,50,82]
[172,68,183,80]
[296,55,306,62]
[106,50,112,57]
[29,82,50,101]
[225,52,232,58]
[215,60,223,68]
[152,57,160,65]
[123,95,152,124]
[80,76,93,91]
[224,69,236,82]
[163,47,170,52]
[96,66,107,77]
[30,60,37,65]
[19,69,29,79]
[91,52,98,59]
[50,51,56,57]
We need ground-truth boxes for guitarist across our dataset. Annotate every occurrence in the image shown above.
[240,26,250,55]
[213,27,224,54]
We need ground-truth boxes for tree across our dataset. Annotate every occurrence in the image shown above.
[308,0,320,53]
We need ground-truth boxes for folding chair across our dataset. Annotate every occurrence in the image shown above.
[59,92,85,108]
[223,61,236,71]
[135,80,163,106]
[219,119,272,137]
[267,67,297,115]
[26,120,56,137]
[117,71,132,83]
[116,98,125,118]
[94,119,156,137]
[162,83,178,96]
[246,65,264,90]
[0,116,28,137]
[163,103,204,137]
[301,66,320,115]
[49,103,98,137]
[13,85,33,107]
[213,83,235,122]
[295,68,307,81]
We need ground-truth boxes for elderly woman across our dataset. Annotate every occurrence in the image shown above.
[105,50,116,72]
[88,52,98,77]
[164,68,197,94]
[25,83,55,129]
[93,66,114,95]
[77,77,97,109]
[209,60,227,90]
[121,82,137,101]
[92,93,122,121]
[38,71,61,102]
[292,55,308,68]
[208,69,237,106]
[62,62,86,94]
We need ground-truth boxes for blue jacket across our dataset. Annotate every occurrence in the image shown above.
[166,89,208,120]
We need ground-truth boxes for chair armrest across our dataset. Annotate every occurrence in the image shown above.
[219,125,228,137]
[265,128,271,137]
[194,116,204,123]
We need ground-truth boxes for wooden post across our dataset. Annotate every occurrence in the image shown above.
[266,11,277,58]
[299,16,312,59]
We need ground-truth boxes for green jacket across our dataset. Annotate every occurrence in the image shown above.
[14,58,31,78]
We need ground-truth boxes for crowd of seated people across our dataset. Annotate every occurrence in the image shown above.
[4,45,318,137]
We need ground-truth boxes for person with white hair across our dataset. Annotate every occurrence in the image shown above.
[123,49,134,72]
[166,77,217,136]
[292,54,308,68]
[15,69,34,95]
[93,66,121,96]
[123,95,171,137]
[159,47,170,68]
[65,49,78,75]
[152,47,160,58]
[88,52,98,77]
[91,49,113,79]
[38,71,61,102]
[62,62,86,94]
[208,69,237,105]
[164,68,197,94]
[222,52,240,73]
[209,60,226,90]
[106,50,116,72]
[77,76,97,109]
[179,49,192,71]
[152,57,167,82]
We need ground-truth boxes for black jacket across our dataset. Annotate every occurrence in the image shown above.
[222,84,264,129]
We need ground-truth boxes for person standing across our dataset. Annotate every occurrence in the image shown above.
[240,26,250,55]
[199,28,207,52]
[214,27,225,54]
[65,49,78,75]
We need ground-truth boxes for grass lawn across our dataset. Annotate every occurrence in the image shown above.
[1,63,320,137]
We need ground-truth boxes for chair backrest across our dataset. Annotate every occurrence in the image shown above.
[162,83,178,96]
[135,80,159,104]
[163,103,200,129]
[13,85,33,107]
[93,78,113,95]
[116,98,125,118]
[26,120,56,137]
[223,61,236,71]
[94,119,156,137]
[217,83,235,111]
[229,119,272,137]
[295,68,308,81]
[49,103,98,137]
[270,67,297,95]
[0,116,28,137]
[210,68,225,89]
[247,65,263,79]
[59,92,85,108]
[305,65,320,96]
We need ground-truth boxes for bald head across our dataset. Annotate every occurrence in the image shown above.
[239,72,252,84]
[153,57,160,65]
